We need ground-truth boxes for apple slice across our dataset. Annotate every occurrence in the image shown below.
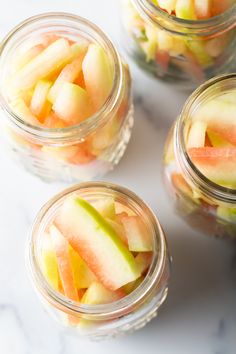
[194,0,211,19]
[193,98,236,146]
[188,147,236,187]
[92,197,116,219]
[82,44,114,110]
[187,120,207,148]
[10,99,40,125]
[55,196,141,290]
[50,225,78,301]
[175,0,197,19]
[41,232,59,290]
[69,246,97,289]
[120,215,153,252]
[81,282,125,305]
[52,83,91,125]
[30,80,51,121]
[14,38,72,90]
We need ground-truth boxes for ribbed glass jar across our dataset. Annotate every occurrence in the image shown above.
[163,74,236,238]
[27,182,170,340]
[122,0,236,88]
[0,13,133,183]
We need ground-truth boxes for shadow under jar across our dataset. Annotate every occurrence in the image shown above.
[163,74,236,239]
[27,182,170,340]
[122,0,236,89]
[0,13,133,183]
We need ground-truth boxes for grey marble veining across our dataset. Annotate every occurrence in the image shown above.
[0,1,236,354]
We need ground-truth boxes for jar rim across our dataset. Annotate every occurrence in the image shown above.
[131,0,236,36]
[0,12,124,144]
[27,182,168,320]
[175,73,236,204]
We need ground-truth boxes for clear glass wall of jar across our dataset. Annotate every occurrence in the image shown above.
[122,0,236,88]
[0,13,133,183]
[27,182,170,340]
[163,74,236,238]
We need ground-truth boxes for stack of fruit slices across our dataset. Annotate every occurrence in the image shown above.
[123,0,235,80]
[186,90,236,189]
[5,33,120,166]
[40,195,154,325]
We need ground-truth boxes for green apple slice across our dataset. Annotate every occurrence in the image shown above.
[41,232,59,289]
[55,196,141,290]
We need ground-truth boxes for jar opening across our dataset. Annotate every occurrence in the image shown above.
[132,0,236,36]
[176,74,236,204]
[0,13,123,144]
[28,182,167,320]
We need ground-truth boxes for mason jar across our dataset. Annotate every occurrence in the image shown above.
[0,13,133,183]
[163,74,236,238]
[122,0,236,88]
[27,182,170,340]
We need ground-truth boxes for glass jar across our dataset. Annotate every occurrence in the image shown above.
[163,74,236,239]
[27,182,170,340]
[0,13,133,183]
[122,0,236,88]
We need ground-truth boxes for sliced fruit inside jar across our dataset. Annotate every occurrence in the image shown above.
[40,194,154,326]
[5,32,125,166]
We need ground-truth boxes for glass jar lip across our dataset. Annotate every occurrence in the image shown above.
[176,73,236,204]
[0,12,123,144]
[132,0,236,36]
[27,182,168,319]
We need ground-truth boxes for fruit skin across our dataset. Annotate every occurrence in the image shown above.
[120,215,153,252]
[41,232,59,290]
[55,196,141,291]
[82,44,114,110]
[30,80,52,121]
[52,83,91,125]
[81,282,125,305]
[188,147,236,187]
[14,38,72,90]
[50,225,78,301]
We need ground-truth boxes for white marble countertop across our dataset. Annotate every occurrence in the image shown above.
[0,1,236,353]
